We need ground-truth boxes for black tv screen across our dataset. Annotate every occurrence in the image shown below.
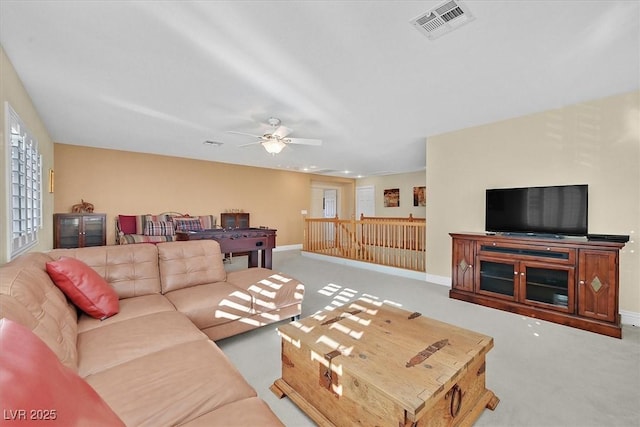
[485,185,588,236]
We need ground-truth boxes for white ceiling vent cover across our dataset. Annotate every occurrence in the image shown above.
[410,0,475,40]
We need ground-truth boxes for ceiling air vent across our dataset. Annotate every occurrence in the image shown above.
[410,0,475,40]
[203,140,224,147]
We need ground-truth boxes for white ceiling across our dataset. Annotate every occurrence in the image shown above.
[1,1,638,178]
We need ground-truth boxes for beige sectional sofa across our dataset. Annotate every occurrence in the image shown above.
[0,240,304,426]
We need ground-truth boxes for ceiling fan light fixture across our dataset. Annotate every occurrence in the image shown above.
[262,139,286,154]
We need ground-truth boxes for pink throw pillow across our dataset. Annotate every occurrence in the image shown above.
[0,318,126,426]
[46,257,119,320]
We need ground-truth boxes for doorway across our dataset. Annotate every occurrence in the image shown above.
[356,185,375,218]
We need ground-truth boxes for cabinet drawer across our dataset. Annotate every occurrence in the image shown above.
[477,242,575,265]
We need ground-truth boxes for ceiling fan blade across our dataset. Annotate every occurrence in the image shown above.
[237,141,262,148]
[286,138,322,146]
[272,126,293,139]
[226,130,262,138]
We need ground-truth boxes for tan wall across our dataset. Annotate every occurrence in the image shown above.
[0,46,55,263]
[53,144,355,246]
[357,171,426,218]
[426,90,640,314]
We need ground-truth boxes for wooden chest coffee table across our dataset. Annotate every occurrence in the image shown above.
[271,299,499,426]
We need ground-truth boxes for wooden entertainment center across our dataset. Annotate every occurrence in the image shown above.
[449,232,625,338]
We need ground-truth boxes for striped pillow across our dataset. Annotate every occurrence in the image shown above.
[196,215,216,230]
[144,221,176,236]
[173,217,203,232]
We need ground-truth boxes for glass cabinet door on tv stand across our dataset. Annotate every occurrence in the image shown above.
[523,264,574,311]
[477,257,574,312]
[477,257,516,299]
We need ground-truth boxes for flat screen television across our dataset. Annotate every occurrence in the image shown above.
[485,184,588,237]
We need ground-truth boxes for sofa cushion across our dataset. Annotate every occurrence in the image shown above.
[77,311,207,377]
[0,318,125,427]
[118,214,137,234]
[227,269,305,313]
[201,305,302,342]
[144,220,176,236]
[158,240,227,292]
[77,294,176,333]
[49,244,162,298]
[164,283,254,330]
[46,257,120,320]
[174,217,204,232]
[180,397,284,427]
[143,214,173,233]
[196,214,216,230]
[116,214,172,237]
[85,339,258,427]
[0,264,79,370]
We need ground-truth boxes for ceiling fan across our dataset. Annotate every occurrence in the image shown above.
[227,117,322,154]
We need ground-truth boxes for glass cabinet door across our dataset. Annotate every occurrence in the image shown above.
[238,215,249,228]
[221,213,249,229]
[523,265,574,313]
[54,213,105,248]
[477,258,516,299]
[58,217,81,248]
[83,216,105,247]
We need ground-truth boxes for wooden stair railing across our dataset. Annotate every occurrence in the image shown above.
[304,215,425,272]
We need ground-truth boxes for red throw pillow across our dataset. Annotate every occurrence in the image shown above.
[46,257,119,320]
[118,215,137,234]
[0,318,125,426]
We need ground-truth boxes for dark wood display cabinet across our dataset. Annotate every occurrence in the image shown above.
[219,212,250,259]
[54,213,106,249]
[220,212,249,229]
[449,232,625,338]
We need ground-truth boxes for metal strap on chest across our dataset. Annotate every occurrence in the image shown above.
[319,350,342,397]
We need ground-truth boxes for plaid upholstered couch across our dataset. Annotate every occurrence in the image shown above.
[116,212,217,245]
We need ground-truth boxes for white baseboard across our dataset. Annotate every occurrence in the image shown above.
[621,310,640,327]
[274,244,302,252]
[300,251,426,281]
[425,273,451,287]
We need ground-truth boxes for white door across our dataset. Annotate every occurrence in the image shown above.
[356,186,375,218]
[323,189,337,218]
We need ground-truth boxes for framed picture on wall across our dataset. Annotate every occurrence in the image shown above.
[384,188,400,207]
[413,186,426,207]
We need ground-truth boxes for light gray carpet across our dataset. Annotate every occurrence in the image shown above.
[218,250,640,427]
